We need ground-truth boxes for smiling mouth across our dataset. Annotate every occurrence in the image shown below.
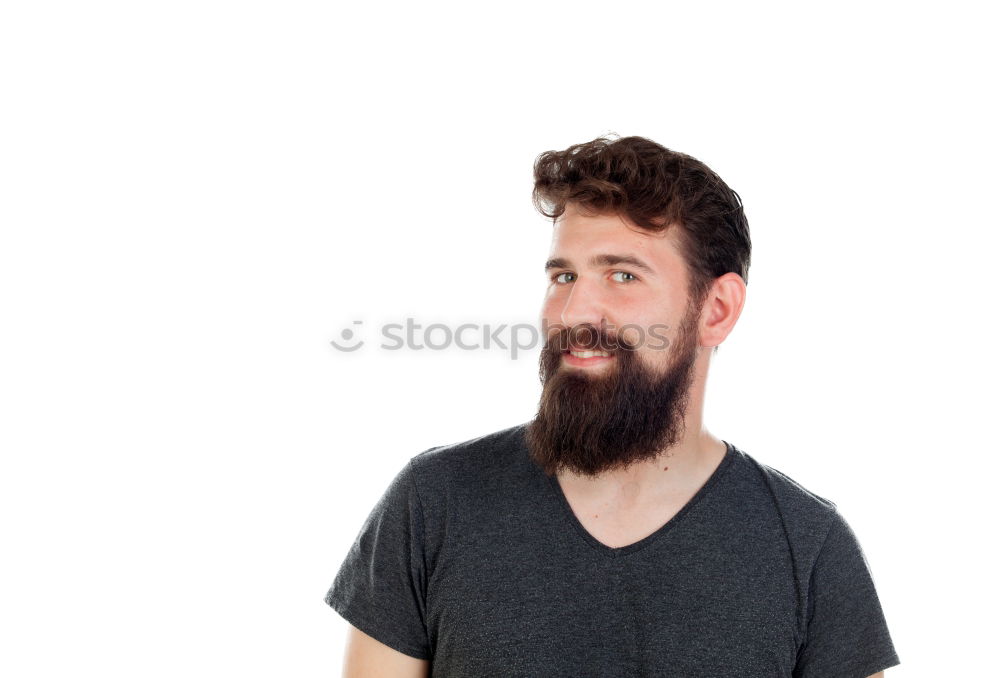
[567,349,611,358]
[562,347,616,367]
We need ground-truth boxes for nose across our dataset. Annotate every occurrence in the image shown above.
[559,277,610,331]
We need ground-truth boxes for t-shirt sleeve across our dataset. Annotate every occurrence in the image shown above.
[324,459,431,660]
[794,509,900,678]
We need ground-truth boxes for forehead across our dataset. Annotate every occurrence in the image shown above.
[549,208,686,272]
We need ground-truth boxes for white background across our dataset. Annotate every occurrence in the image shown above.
[1,1,997,675]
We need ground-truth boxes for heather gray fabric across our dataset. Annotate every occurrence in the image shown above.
[325,424,900,677]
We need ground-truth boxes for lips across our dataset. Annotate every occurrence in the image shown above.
[565,342,616,355]
[566,348,613,358]
[553,325,623,362]
[562,344,617,367]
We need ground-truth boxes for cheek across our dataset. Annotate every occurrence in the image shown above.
[619,325,644,349]
[619,314,674,357]
[640,346,671,372]
[538,302,561,340]
[540,293,565,321]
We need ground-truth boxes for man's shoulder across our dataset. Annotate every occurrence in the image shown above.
[730,445,840,537]
[412,421,528,463]
[407,422,531,490]
[737,448,837,509]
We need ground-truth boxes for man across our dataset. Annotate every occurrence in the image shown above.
[325,136,900,677]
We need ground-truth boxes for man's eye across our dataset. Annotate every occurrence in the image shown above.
[611,271,638,283]
[553,272,576,284]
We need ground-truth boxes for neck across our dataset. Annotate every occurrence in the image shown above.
[555,429,726,506]
[555,355,724,506]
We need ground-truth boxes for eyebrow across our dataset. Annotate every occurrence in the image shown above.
[544,254,656,275]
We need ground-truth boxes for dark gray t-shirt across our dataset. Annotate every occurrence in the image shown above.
[325,424,900,677]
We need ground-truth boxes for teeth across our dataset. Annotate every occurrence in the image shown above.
[570,350,610,359]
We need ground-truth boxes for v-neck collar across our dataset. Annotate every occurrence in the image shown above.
[542,440,736,558]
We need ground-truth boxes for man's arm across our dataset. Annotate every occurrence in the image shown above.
[342,626,430,678]
[867,674,884,678]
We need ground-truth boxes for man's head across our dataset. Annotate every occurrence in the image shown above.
[525,135,751,477]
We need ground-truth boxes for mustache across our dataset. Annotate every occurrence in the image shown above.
[542,323,640,353]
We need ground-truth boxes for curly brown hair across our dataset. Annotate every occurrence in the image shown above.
[532,135,751,309]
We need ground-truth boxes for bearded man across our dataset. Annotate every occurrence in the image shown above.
[325,136,900,678]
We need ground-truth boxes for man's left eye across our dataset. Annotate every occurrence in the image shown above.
[611,271,637,282]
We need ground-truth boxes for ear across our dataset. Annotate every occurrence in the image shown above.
[699,273,746,348]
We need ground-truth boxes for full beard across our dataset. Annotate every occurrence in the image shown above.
[526,308,701,478]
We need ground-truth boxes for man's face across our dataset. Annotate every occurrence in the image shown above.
[526,205,705,477]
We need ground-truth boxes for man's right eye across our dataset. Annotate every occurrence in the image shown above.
[552,272,576,284]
